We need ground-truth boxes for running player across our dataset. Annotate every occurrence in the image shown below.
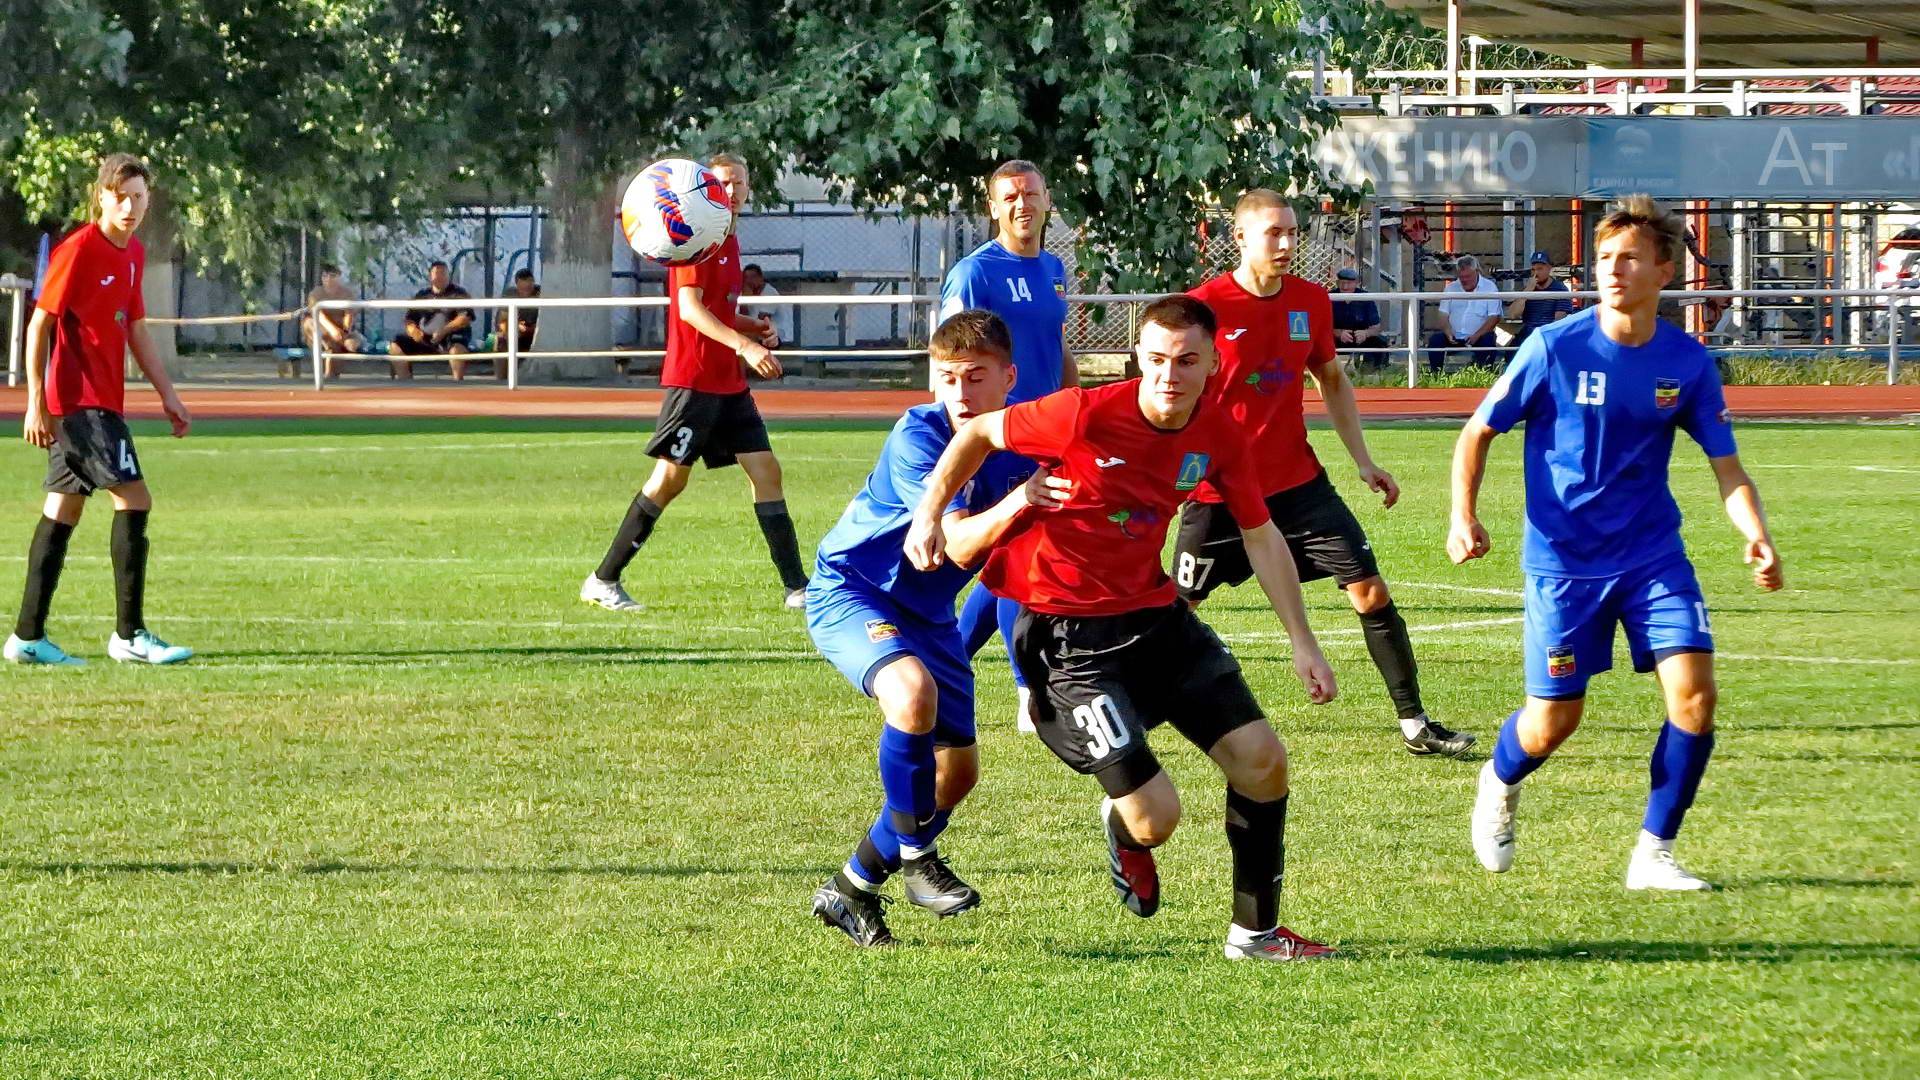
[1173,190,1475,758]
[582,152,810,611]
[1449,195,1784,891]
[807,310,1069,946]
[6,153,193,667]
[906,296,1341,961]
[939,159,1077,731]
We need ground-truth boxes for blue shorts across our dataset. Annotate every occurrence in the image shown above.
[805,578,976,747]
[1522,555,1714,699]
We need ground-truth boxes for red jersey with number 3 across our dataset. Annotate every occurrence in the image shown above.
[35,225,145,416]
[663,233,748,394]
[981,380,1271,617]
[1187,273,1334,502]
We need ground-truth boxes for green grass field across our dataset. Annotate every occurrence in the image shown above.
[0,415,1914,1078]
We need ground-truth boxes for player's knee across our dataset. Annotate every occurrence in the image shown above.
[42,493,84,525]
[1231,739,1290,801]
[647,464,690,502]
[876,665,939,736]
[1346,576,1391,613]
[1669,682,1717,732]
[108,484,151,513]
[1521,697,1583,753]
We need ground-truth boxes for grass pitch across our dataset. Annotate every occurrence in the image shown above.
[0,415,1914,1078]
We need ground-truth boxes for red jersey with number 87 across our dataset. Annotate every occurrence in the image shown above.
[35,225,146,416]
[980,380,1271,617]
[1186,273,1334,502]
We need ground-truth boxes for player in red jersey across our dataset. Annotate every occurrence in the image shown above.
[582,152,811,612]
[7,153,193,667]
[905,296,1341,961]
[1175,190,1476,758]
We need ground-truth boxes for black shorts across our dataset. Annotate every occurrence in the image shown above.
[644,388,773,469]
[1011,601,1265,797]
[1173,470,1380,603]
[45,408,142,496]
[390,332,471,356]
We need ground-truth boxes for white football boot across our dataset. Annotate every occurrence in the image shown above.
[580,575,644,612]
[1626,832,1712,891]
[1471,760,1521,873]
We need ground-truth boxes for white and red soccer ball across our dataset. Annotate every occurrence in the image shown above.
[621,158,732,266]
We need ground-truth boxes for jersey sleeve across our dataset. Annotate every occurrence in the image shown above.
[33,236,82,317]
[1001,387,1084,463]
[1681,354,1738,458]
[1472,332,1548,433]
[1308,288,1337,369]
[938,261,984,322]
[1209,426,1273,531]
[879,416,964,517]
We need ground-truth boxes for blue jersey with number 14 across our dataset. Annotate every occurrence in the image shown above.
[1472,307,1737,579]
[939,241,1069,405]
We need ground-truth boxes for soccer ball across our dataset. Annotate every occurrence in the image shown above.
[620,158,732,266]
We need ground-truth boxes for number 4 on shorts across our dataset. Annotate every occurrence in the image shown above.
[117,440,138,476]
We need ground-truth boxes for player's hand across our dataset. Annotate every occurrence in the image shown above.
[162,395,192,438]
[1745,537,1783,591]
[1021,466,1072,511]
[1447,517,1490,563]
[1358,463,1400,508]
[1292,640,1337,705]
[904,512,946,571]
[742,342,782,379]
[23,405,53,449]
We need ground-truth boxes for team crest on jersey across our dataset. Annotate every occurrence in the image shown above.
[864,619,900,643]
[1546,645,1576,678]
[1107,507,1162,540]
[1173,452,1210,492]
[1654,378,1681,408]
[1287,311,1311,341]
[1054,279,1067,297]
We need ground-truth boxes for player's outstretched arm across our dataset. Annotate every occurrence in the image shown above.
[129,320,191,437]
[1710,453,1783,591]
[944,465,1071,569]
[1242,521,1337,704]
[678,284,780,378]
[1447,420,1497,563]
[20,308,55,448]
[905,412,1010,571]
[1311,356,1398,507]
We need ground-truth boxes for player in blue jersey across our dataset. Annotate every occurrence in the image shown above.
[1448,196,1784,891]
[939,160,1078,732]
[807,310,1071,946]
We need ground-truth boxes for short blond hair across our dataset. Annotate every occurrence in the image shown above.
[708,152,749,176]
[1595,194,1684,266]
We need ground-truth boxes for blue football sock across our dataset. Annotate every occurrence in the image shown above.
[1492,710,1548,786]
[1643,720,1714,840]
[997,597,1027,690]
[878,725,940,850]
[958,585,998,658]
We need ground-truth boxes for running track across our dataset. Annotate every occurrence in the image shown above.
[2,384,1916,422]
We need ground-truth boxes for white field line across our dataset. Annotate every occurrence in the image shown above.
[1231,615,1525,643]
[164,439,862,459]
[1749,464,1920,475]
[209,649,816,672]
[1717,653,1916,666]
[48,611,668,632]
[1399,580,1526,598]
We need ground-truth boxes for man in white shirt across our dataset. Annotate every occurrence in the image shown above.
[740,264,794,348]
[1424,255,1503,373]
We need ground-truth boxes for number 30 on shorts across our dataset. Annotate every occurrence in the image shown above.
[1072,694,1132,760]
[1176,552,1215,591]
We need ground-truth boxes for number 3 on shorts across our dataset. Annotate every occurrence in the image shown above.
[117,440,138,476]
[1072,694,1132,760]
[668,426,694,460]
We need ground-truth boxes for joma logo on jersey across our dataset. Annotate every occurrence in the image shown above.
[1287,311,1311,341]
[1173,452,1210,491]
[864,619,900,643]
[1654,378,1681,409]
[1546,645,1576,678]
[1106,507,1162,540]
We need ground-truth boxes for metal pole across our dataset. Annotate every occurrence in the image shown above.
[7,284,23,388]
[1405,297,1421,388]
[1890,311,1902,386]
[311,301,325,391]
[507,301,520,390]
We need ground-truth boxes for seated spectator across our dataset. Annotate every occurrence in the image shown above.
[1424,255,1502,372]
[388,259,475,380]
[1331,268,1389,364]
[740,263,791,347]
[301,264,366,380]
[1505,250,1573,350]
[490,268,541,381]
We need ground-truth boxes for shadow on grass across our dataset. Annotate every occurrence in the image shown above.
[5,860,819,878]
[1727,875,1915,890]
[1046,940,1190,962]
[208,645,814,668]
[1428,940,1920,964]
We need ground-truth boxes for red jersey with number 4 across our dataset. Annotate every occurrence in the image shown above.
[980,380,1271,617]
[663,233,747,394]
[36,225,145,416]
[1187,273,1334,502]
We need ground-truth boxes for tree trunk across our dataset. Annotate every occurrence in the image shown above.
[537,125,614,374]
[139,194,182,380]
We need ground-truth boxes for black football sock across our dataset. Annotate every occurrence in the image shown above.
[15,516,75,641]
[596,494,663,582]
[754,499,809,591]
[1357,602,1425,720]
[1225,788,1288,932]
[111,509,150,640]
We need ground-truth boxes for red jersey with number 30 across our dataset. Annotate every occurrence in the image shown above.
[981,380,1271,617]
[1187,273,1334,502]
[35,225,146,416]
[663,233,748,394]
